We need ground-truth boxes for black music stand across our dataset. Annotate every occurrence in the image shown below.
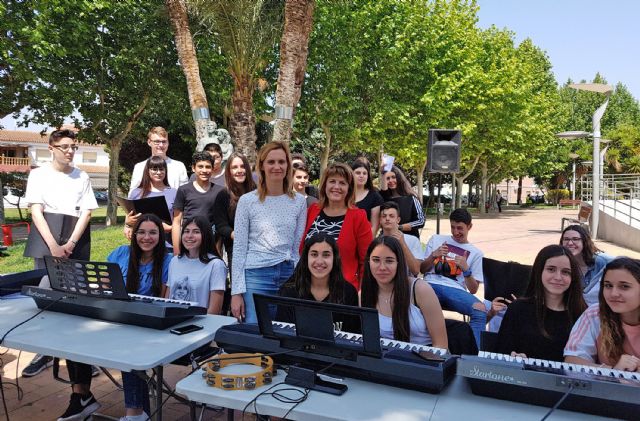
[44,255,129,299]
[253,294,382,395]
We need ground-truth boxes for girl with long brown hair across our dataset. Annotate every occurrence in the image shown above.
[361,236,447,348]
[565,257,640,371]
[496,245,587,361]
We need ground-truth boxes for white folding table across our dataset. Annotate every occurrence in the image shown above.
[177,368,618,420]
[0,296,236,420]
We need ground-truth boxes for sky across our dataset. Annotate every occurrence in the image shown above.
[2,0,639,131]
[476,0,640,98]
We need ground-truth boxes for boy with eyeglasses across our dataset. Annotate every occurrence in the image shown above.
[420,208,486,347]
[128,126,188,196]
[23,129,102,420]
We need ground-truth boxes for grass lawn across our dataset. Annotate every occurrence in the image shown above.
[0,225,129,274]
[2,206,126,224]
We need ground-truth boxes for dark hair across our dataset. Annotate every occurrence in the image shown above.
[283,234,347,304]
[351,159,375,191]
[449,208,472,225]
[291,152,306,166]
[598,257,640,364]
[379,201,400,214]
[361,236,411,342]
[179,215,220,263]
[126,214,166,297]
[224,152,256,220]
[135,156,169,199]
[317,163,356,208]
[204,143,222,155]
[384,166,416,198]
[191,151,215,167]
[525,245,586,338]
[560,224,599,266]
[49,129,76,145]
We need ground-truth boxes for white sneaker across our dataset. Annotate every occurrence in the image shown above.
[119,412,150,421]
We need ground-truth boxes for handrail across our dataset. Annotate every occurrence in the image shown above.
[579,174,640,228]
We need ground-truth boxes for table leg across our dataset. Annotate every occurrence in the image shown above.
[227,407,234,421]
[155,365,163,421]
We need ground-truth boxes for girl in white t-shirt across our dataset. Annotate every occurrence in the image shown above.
[166,215,227,314]
[565,257,640,371]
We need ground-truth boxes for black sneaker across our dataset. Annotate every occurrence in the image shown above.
[21,354,53,377]
[58,393,101,421]
[91,366,101,377]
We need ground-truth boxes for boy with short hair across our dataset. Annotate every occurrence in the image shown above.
[23,129,101,420]
[420,208,486,347]
[171,152,224,255]
[379,201,423,276]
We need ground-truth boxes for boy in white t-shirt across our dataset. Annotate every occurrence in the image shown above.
[379,201,423,276]
[23,129,101,421]
[128,126,188,196]
[420,208,486,347]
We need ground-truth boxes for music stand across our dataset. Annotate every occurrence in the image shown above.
[253,293,383,395]
[44,255,129,299]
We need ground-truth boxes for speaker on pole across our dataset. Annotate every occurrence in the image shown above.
[427,129,461,173]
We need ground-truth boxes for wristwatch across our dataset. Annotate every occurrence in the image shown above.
[462,269,473,277]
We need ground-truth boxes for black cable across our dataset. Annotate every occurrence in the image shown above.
[540,384,574,421]
[0,296,66,347]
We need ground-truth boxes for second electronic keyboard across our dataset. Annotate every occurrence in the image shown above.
[22,286,206,329]
[214,321,456,393]
[457,351,640,420]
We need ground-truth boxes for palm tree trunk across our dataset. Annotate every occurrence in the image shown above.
[272,0,315,143]
[166,0,212,142]
[229,74,257,165]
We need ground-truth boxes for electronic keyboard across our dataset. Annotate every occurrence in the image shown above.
[457,351,640,420]
[214,321,456,393]
[22,286,206,330]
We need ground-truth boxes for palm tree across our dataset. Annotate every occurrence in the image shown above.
[166,0,212,142]
[187,0,283,164]
[272,0,316,143]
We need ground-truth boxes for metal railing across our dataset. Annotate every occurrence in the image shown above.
[579,173,640,228]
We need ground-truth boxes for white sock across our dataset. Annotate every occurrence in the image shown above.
[125,413,149,421]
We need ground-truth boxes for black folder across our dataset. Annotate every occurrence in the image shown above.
[116,195,172,223]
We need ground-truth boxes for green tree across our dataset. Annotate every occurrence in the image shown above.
[12,0,187,225]
[187,0,283,164]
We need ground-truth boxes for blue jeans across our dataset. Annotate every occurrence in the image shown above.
[122,371,150,414]
[429,283,486,348]
[243,260,294,324]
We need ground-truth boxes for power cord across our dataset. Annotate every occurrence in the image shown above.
[241,381,310,420]
[540,384,574,421]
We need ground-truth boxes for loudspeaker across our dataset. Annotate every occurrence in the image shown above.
[427,129,461,173]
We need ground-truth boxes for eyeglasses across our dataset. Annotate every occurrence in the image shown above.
[151,140,168,145]
[52,144,79,152]
[149,167,166,173]
[369,257,398,267]
[135,230,160,237]
[562,237,582,244]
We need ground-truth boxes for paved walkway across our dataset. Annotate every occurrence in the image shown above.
[2,206,639,420]
[420,206,640,264]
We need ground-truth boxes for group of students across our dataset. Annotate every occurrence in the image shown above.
[21,128,640,421]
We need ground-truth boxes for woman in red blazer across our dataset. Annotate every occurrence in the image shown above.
[301,163,373,290]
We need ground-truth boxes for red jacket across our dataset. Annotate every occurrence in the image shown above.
[301,204,373,290]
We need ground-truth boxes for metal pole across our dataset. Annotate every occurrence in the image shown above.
[436,173,442,234]
[572,160,576,208]
[591,95,611,239]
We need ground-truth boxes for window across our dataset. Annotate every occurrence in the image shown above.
[83,151,97,163]
[36,149,51,162]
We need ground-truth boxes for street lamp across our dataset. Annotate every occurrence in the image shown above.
[556,83,613,239]
[569,153,579,206]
